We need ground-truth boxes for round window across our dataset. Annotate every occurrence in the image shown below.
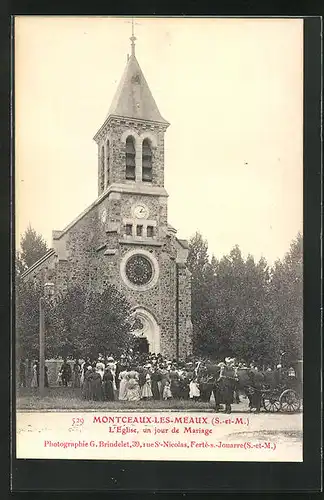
[125,254,153,286]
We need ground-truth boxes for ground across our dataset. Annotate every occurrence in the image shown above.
[16,387,302,412]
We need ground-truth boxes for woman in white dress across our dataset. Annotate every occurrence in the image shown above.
[125,369,141,401]
[141,370,153,400]
[118,370,128,401]
[189,378,200,401]
[96,362,105,381]
[162,380,172,400]
[31,362,38,388]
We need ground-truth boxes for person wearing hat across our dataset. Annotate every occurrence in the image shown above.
[216,358,236,414]
[189,378,200,401]
[248,364,263,413]
[59,358,72,387]
[117,364,128,401]
[141,365,153,400]
[82,365,93,400]
[96,361,105,381]
[72,359,81,388]
[125,366,141,401]
[103,365,115,401]
[169,364,181,399]
[90,365,104,401]
[178,367,190,400]
[115,354,127,392]
[106,356,117,395]
[150,365,162,400]
[159,362,170,399]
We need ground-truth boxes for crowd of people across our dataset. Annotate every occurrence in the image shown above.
[58,351,202,402]
[22,349,298,410]
[54,350,291,404]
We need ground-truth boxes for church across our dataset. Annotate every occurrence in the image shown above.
[21,31,193,360]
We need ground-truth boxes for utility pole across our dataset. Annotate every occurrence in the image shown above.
[39,296,45,397]
[39,282,55,397]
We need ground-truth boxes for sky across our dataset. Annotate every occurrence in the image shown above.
[15,17,303,265]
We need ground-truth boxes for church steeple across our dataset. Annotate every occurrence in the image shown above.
[106,52,168,125]
[94,22,169,134]
[101,20,168,125]
[94,27,170,196]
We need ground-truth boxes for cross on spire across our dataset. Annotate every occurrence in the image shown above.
[130,17,137,56]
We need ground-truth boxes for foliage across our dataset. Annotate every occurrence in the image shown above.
[16,278,133,360]
[15,252,27,277]
[15,226,49,365]
[18,225,48,270]
[268,232,303,362]
[46,283,133,359]
[187,232,303,365]
[16,279,43,360]
[187,233,216,354]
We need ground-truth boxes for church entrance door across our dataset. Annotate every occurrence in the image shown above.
[133,336,150,354]
[130,308,160,355]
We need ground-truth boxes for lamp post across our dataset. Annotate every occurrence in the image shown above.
[39,282,55,397]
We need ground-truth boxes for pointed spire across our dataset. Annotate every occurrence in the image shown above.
[105,23,169,125]
[130,17,136,56]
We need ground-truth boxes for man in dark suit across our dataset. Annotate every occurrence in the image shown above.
[59,358,72,387]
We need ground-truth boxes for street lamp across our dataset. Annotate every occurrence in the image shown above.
[39,282,55,397]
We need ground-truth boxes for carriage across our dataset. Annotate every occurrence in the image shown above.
[261,360,303,413]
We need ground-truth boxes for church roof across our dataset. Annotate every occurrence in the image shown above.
[107,53,169,124]
[20,248,56,279]
[177,239,190,250]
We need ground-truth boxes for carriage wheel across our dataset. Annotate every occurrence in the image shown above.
[279,389,301,413]
[262,395,281,412]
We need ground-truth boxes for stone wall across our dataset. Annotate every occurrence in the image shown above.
[177,264,193,359]
[22,226,192,360]
[96,117,167,192]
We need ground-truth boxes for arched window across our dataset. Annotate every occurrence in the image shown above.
[142,139,152,182]
[126,136,136,180]
[106,139,110,187]
[100,145,105,192]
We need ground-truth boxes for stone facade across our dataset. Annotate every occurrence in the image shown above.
[96,119,167,194]
[22,47,193,360]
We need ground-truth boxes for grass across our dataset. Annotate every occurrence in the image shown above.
[16,387,214,411]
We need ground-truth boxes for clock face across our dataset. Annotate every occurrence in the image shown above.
[133,204,149,219]
[100,208,107,223]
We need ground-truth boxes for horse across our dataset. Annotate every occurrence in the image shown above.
[197,362,282,413]
[233,368,264,412]
[234,367,286,412]
[197,362,237,413]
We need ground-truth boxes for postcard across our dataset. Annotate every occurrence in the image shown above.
[15,16,303,462]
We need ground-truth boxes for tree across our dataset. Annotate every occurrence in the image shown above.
[188,235,274,363]
[15,251,27,277]
[19,225,48,269]
[47,283,133,359]
[187,232,216,355]
[16,278,44,360]
[268,232,303,363]
[210,247,272,363]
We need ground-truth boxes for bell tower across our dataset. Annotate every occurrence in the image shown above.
[91,24,192,359]
[93,26,169,196]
